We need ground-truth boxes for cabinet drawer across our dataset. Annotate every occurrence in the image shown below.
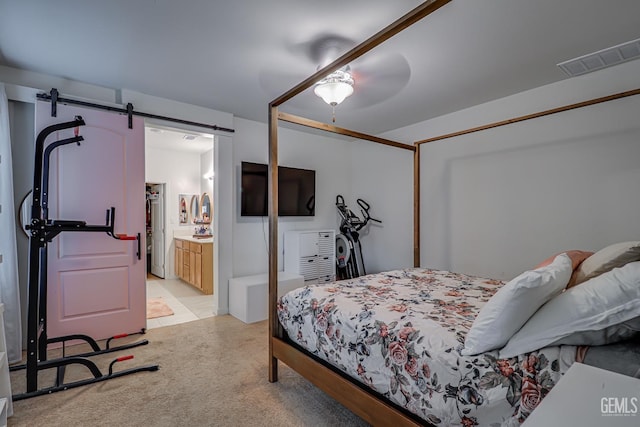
[317,233,334,255]
[175,239,184,249]
[190,242,202,253]
[299,233,319,257]
[317,256,334,276]
[299,256,317,280]
[317,275,335,283]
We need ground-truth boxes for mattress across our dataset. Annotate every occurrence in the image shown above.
[278,268,577,426]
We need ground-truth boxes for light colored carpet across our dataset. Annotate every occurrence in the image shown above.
[9,315,369,427]
[146,297,174,319]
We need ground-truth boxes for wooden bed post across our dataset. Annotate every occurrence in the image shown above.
[268,103,279,383]
[266,0,454,419]
[413,143,421,267]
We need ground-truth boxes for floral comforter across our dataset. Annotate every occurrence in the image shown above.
[277,268,577,426]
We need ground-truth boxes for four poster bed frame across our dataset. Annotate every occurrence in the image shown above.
[267,1,640,425]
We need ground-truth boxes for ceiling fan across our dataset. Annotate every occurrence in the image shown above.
[259,34,411,121]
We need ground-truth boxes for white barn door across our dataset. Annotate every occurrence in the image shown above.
[36,101,146,340]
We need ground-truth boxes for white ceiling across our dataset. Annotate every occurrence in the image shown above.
[1,0,639,135]
[145,126,213,154]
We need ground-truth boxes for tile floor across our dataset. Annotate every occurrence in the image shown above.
[146,275,215,330]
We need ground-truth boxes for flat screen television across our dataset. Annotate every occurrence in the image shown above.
[240,161,315,217]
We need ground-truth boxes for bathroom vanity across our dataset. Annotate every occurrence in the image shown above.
[174,236,213,294]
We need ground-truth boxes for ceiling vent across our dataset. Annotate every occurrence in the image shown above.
[557,37,640,77]
[182,134,197,141]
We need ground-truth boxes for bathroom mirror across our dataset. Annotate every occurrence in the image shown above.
[201,193,211,223]
[178,194,189,225]
[190,195,199,223]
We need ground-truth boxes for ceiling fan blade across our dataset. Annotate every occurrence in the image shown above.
[347,52,411,108]
[259,68,310,98]
[288,33,356,68]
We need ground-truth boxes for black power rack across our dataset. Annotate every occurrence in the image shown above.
[11,117,158,401]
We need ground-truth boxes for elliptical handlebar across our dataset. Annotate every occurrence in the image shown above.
[336,195,381,232]
[335,195,381,280]
[356,198,381,226]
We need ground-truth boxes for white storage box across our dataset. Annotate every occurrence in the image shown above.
[284,230,336,284]
[229,272,304,323]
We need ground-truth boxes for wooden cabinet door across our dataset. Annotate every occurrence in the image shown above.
[175,247,183,279]
[194,252,202,289]
[181,245,190,282]
[201,243,213,295]
[189,251,196,284]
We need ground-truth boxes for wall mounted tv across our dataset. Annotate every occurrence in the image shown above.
[240,161,316,217]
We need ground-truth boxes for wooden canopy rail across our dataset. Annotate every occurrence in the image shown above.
[415,87,640,145]
[277,111,414,151]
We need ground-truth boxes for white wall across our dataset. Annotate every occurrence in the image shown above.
[145,146,202,278]
[8,100,34,345]
[384,59,640,280]
[231,117,354,277]
[349,140,415,274]
[214,135,233,314]
[7,56,639,320]
[231,117,417,279]
[200,148,214,206]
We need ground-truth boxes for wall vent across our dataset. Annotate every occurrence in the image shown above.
[557,37,640,77]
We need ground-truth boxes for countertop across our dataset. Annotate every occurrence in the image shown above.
[174,236,213,244]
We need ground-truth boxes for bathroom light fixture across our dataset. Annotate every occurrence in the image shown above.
[314,69,354,122]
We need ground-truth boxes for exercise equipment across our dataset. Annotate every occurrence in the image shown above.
[11,116,158,401]
[335,195,381,280]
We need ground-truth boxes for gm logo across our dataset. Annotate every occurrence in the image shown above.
[601,397,639,417]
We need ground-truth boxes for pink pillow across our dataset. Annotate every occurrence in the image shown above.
[535,250,593,270]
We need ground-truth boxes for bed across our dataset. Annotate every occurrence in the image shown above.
[266,1,640,425]
[276,248,640,425]
[277,268,576,426]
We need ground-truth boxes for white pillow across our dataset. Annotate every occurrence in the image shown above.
[461,253,572,356]
[499,261,640,358]
[546,316,640,346]
[571,241,640,286]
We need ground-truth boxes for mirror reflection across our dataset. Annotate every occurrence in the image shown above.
[190,195,199,223]
[178,194,189,225]
[201,193,211,224]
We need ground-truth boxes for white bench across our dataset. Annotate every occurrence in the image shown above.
[229,272,304,323]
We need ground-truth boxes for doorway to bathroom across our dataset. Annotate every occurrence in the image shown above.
[146,182,166,279]
[144,124,216,329]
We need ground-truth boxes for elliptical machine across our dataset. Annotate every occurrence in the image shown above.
[335,195,381,280]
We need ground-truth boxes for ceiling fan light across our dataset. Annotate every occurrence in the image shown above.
[314,70,355,106]
[314,81,354,105]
